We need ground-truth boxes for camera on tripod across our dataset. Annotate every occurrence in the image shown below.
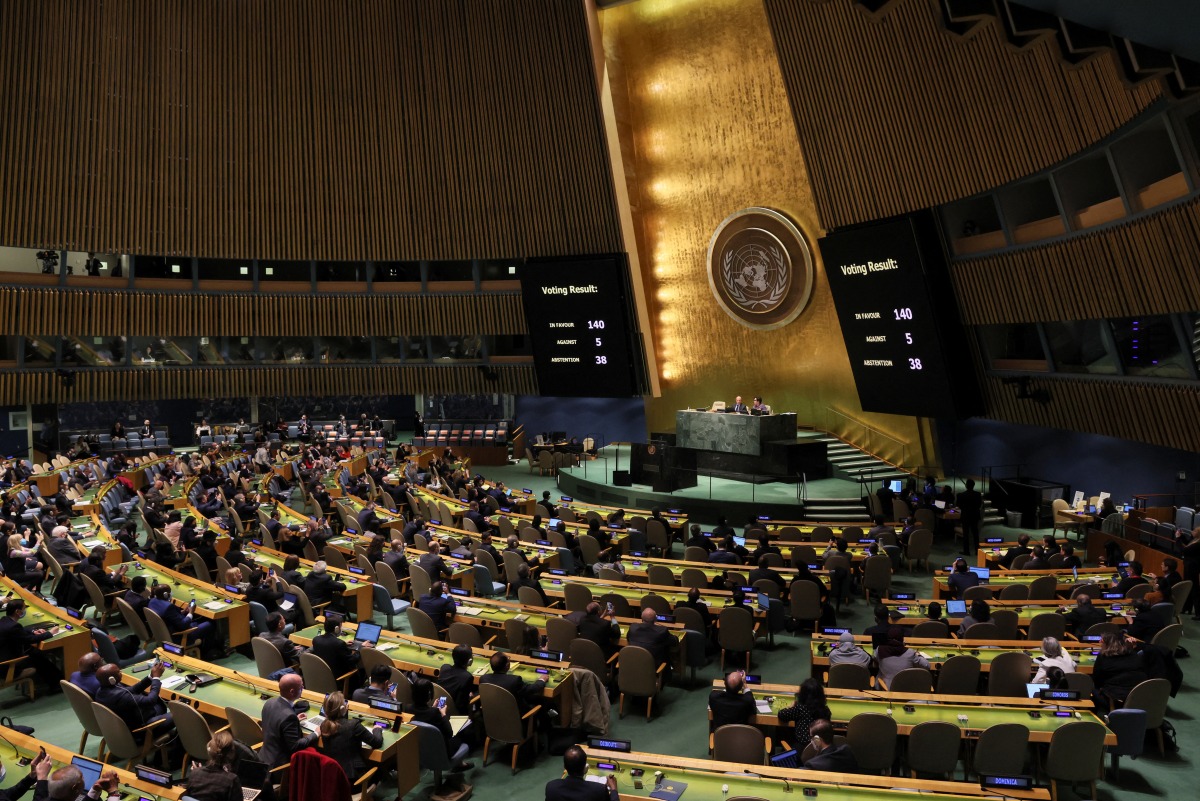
[36,250,59,274]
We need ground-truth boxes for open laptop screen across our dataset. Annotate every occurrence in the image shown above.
[354,622,383,645]
[71,757,103,790]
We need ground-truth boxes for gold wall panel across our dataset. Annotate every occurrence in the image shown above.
[763,0,1161,229]
[599,0,927,468]
[0,0,621,261]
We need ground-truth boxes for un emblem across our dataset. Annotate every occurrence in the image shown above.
[707,207,814,330]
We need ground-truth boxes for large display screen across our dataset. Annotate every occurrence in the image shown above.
[519,255,641,397]
[819,215,979,418]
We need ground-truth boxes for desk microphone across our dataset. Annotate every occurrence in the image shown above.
[862,690,894,714]
[231,670,258,694]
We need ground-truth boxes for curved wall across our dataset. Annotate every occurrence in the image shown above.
[0,0,622,261]
[763,0,1162,229]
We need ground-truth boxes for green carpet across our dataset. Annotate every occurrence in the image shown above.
[8,465,1194,800]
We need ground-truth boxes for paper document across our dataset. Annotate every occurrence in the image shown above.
[81,540,105,549]
[161,676,188,690]
[376,643,396,651]
[755,700,772,713]
[456,606,479,616]
[449,716,471,736]
[585,775,608,786]
[204,601,227,611]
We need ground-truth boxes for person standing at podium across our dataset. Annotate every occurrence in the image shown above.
[730,396,748,414]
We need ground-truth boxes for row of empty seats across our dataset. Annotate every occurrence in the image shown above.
[412,421,508,447]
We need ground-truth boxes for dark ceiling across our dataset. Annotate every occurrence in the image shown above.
[1016,0,1200,62]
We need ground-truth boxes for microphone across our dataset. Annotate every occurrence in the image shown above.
[862,690,894,714]
[782,777,792,793]
[231,670,258,694]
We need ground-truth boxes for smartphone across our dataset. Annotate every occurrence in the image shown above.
[436,697,447,709]
[606,602,614,614]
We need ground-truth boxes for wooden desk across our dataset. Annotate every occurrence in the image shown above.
[241,543,374,621]
[290,620,575,723]
[136,649,419,796]
[882,598,1130,630]
[714,681,1115,745]
[118,560,251,647]
[580,747,1050,801]
[931,567,1115,599]
[808,633,1099,676]
[1,576,92,673]
[449,594,687,671]
[0,728,184,800]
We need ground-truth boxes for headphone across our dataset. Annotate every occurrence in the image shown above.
[107,674,119,686]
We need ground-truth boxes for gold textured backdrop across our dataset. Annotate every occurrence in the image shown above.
[599,0,929,468]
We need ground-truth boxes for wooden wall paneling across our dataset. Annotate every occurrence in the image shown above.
[951,196,1200,324]
[981,374,1200,453]
[762,0,1163,229]
[0,0,621,260]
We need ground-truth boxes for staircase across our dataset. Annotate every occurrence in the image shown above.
[802,497,872,524]
[804,432,909,486]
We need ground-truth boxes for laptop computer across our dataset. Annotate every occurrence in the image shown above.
[968,567,991,582]
[353,622,382,649]
[946,599,968,615]
[934,499,947,510]
[757,592,771,612]
[1025,683,1046,699]
[280,592,297,612]
[770,749,800,769]
[234,759,271,801]
[71,756,103,790]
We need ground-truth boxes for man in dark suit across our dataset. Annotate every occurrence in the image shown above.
[709,670,756,729]
[707,540,740,565]
[539,491,559,518]
[261,673,307,768]
[418,580,457,634]
[301,561,346,608]
[401,516,425,546]
[147,584,220,657]
[1114,561,1149,597]
[876,480,895,517]
[69,652,103,697]
[802,719,859,773]
[463,501,492,534]
[121,575,151,623]
[417,542,455,582]
[94,662,172,733]
[748,556,786,595]
[956,479,983,556]
[381,538,410,577]
[310,614,364,691]
[1060,594,1108,636]
[674,587,713,634]
[0,599,63,695]
[478,652,545,714]
[351,663,397,704]
[685,524,715,553]
[576,602,618,656]
[545,746,618,801]
[626,608,675,676]
[730,396,748,414]
[436,644,477,716]
[264,510,284,540]
[261,611,304,669]
[999,534,1032,568]
[47,525,82,565]
[357,502,382,535]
